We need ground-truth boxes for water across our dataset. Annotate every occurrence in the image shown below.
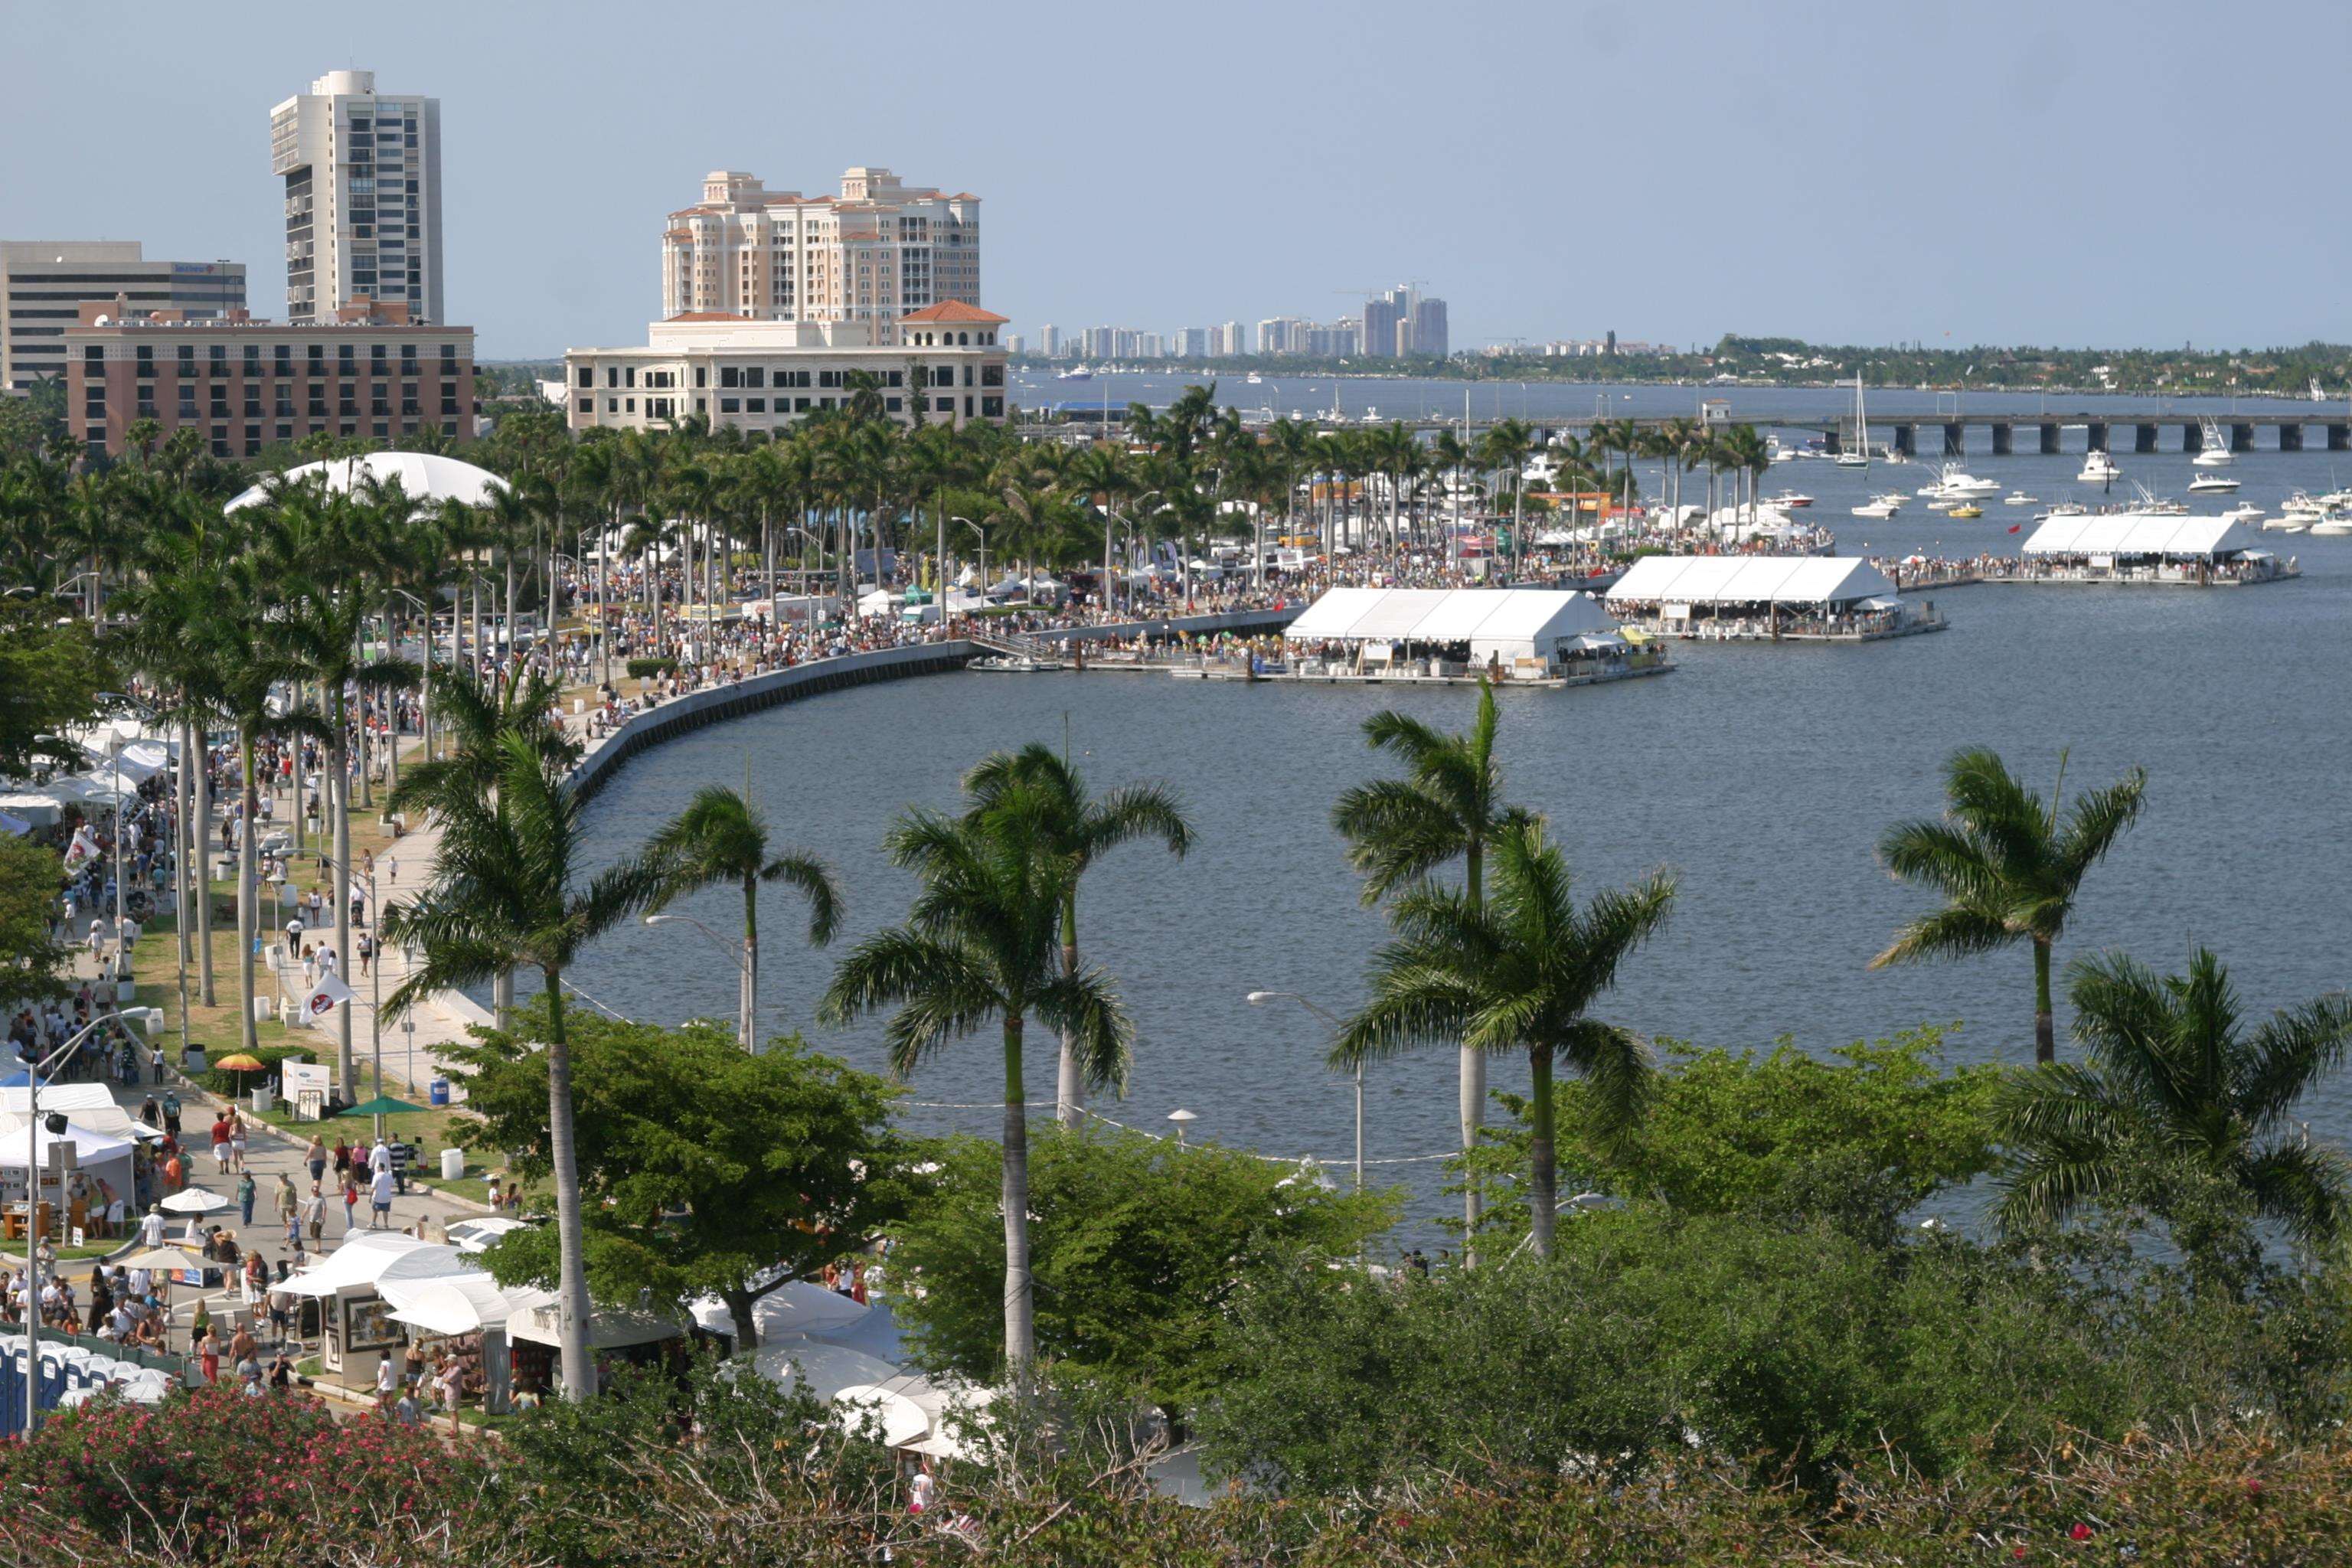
[555,443,2352,1242]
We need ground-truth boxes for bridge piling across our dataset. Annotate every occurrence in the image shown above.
[1991,423,2012,456]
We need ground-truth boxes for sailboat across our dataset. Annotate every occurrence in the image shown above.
[1834,374,1870,468]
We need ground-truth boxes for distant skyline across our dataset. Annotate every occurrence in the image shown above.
[5,0,2348,360]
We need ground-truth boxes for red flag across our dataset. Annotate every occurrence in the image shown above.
[2007,524,2021,534]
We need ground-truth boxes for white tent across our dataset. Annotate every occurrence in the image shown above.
[1284,588,1624,663]
[2,1083,123,1119]
[277,1233,459,1298]
[690,1279,871,1343]
[503,1285,684,1350]
[380,1273,514,1335]
[831,1383,931,1446]
[446,1216,530,1254]
[226,451,510,513]
[756,1335,905,1400]
[1605,555,1897,609]
[2020,513,2243,559]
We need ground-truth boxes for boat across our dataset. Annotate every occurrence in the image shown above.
[1851,492,1903,519]
[1768,491,1815,508]
[2187,472,2239,494]
[1949,503,1983,519]
[2218,504,2262,525]
[1245,372,1263,384]
[2281,491,2328,517]
[2004,492,2037,505]
[1916,464,2000,499]
[2078,450,2121,485]
[971,653,1067,672]
[2312,378,2328,403]
[2308,514,2352,537]
[2193,416,2233,467]
[1057,364,1093,381]
[1834,374,1871,467]
[2259,514,2303,532]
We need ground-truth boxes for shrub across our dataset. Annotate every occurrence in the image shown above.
[625,657,677,679]
[201,1043,313,1099]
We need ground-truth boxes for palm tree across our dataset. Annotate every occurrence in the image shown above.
[1871,748,2147,1065]
[959,743,1193,1126]
[1477,419,1534,571]
[639,785,841,1051]
[1331,679,1532,1253]
[382,724,658,1402]
[818,783,1133,1375]
[1334,819,1673,1257]
[1995,946,2352,1247]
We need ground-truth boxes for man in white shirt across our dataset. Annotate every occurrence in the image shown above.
[370,1165,396,1227]
[139,1205,166,1250]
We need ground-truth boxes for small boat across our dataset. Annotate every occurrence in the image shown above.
[2309,514,2352,537]
[1769,491,1815,508]
[2079,450,2121,485]
[1851,493,1903,519]
[1948,503,1983,518]
[2003,492,2037,505]
[2260,514,2303,532]
[1057,364,1093,381]
[1245,371,1263,384]
[2282,491,2328,517]
[971,653,1067,672]
[2219,504,2262,525]
[2186,472,2239,494]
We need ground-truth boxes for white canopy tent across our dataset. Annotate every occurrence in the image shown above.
[504,1285,685,1350]
[2020,513,2243,559]
[755,1336,906,1401]
[226,451,510,513]
[276,1234,463,1298]
[690,1279,872,1343]
[1284,588,1627,665]
[1605,555,1898,610]
[380,1273,515,1335]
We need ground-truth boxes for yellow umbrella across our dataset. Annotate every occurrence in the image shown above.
[215,1052,266,1098]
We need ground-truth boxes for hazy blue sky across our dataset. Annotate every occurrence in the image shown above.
[5,0,2347,358]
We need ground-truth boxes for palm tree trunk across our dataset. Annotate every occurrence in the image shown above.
[173,713,193,981]
[1056,897,1082,1127]
[237,733,260,1055]
[2034,936,2056,1066]
[492,970,513,1034]
[1461,841,1486,1265]
[740,874,759,1053]
[330,711,355,1092]
[1528,1044,1557,1259]
[542,972,597,1400]
[194,724,215,1007]
[1001,1013,1036,1374]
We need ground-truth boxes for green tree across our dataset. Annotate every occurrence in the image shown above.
[959,743,1192,1126]
[1334,820,1673,1257]
[890,1126,1393,1417]
[0,615,105,778]
[1871,748,2146,1065]
[818,783,1132,1377]
[449,1004,918,1350]
[0,836,67,1011]
[1996,946,2352,1250]
[382,725,659,1400]
[1331,678,1533,1252]
[639,785,841,1053]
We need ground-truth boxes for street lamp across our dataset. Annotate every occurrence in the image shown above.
[1247,990,1360,1191]
[952,518,987,628]
[19,1011,130,1434]
[643,914,753,1050]
[1165,1108,1197,1146]
[1104,489,1162,619]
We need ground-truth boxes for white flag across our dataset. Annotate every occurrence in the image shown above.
[302,972,356,1024]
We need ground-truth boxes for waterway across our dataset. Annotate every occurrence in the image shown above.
[559,446,2352,1242]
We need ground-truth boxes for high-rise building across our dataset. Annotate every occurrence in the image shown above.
[1040,323,1060,358]
[1003,333,1024,355]
[1216,321,1243,357]
[270,70,444,324]
[1362,294,1403,361]
[1412,296,1449,358]
[1256,316,1304,354]
[662,168,980,343]
[2,242,245,389]
[1175,326,1209,358]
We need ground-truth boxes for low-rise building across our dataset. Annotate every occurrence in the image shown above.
[64,297,475,459]
[564,301,1009,436]
[2,242,246,390]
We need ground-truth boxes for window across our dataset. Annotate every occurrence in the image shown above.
[275,345,293,375]
[338,346,355,374]
[884,396,901,413]
[243,346,263,375]
[744,367,764,388]
[625,397,635,413]
[606,368,619,387]
[577,397,591,415]
[745,397,765,413]
[718,397,740,413]
[982,396,1003,418]
[606,397,618,413]
[693,367,707,388]
[720,366,740,388]
[577,368,593,388]
[623,367,636,388]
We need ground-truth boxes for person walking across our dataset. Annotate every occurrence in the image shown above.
[302,1182,325,1246]
[369,1163,394,1230]
[274,1173,299,1230]
[341,1174,361,1236]
[305,1134,327,1187]
[236,1170,256,1227]
[208,1113,233,1177]
[229,1113,249,1174]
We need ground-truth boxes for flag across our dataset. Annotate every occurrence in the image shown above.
[302,972,356,1023]
[2007,524,2021,534]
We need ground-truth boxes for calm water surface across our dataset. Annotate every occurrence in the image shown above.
[557,448,2352,1239]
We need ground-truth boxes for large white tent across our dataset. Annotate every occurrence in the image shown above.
[1605,555,1898,610]
[226,451,508,513]
[2020,513,2243,559]
[381,1274,515,1335]
[1284,588,1623,664]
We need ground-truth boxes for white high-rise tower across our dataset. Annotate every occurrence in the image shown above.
[270,70,444,323]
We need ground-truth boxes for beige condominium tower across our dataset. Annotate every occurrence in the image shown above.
[270,70,445,324]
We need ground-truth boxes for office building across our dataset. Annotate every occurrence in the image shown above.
[564,301,1008,439]
[270,70,445,324]
[1040,323,1060,358]
[1174,326,1209,358]
[1363,293,1403,363]
[2,243,244,390]
[662,168,979,341]
[64,297,474,459]
[1357,285,1449,358]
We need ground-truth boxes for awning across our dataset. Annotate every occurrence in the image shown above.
[381,1275,515,1335]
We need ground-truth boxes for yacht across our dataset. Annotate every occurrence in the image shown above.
[2192,416,2233,467]
[2003,492,2037,505]
[1768,491,1815,508]
[2259,513,2304,532]
[1057,364,1093,381]
[2218,503,2262,526]
[1916,464,2000,500]
[2281,491,2328,517]
[2308,514,2352,537]
[1834,374,1872,467]
[2186,472,2239,494]
[1851,493,1903,519]
[2078,450,2122,485]
[1245,372,1263,385]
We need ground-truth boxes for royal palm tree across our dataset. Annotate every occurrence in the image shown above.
[1331,679,1533,1254]
[1871,748,2147,1065]
[639,785,841,1051]
[1477,418,1534,570]
[1995,946,2352,1247]
[959,743,1193,1125]
[382,724,658,1402]
[1334,819,1673,1258]
[818,783,1132,1375]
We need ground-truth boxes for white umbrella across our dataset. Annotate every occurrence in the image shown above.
[159,1188,234,1214]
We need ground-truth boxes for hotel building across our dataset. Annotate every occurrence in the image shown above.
[64,298,475,459]
[270,70,446,324]
[662,168,980,340]
[1,243,245,390]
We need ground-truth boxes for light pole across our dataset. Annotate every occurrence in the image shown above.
[954,518,986,629]
[21,1011,129,1434]
[1246,990,1359,1191]
[643,914,753,1050]
[1104,489,1161,620]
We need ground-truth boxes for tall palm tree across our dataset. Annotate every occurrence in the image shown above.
[959,743,1193,1126]
[1477,418,1534,572]
[1995,946,2352,1246]
[639,785,841,1051]
[1334,820,1673,1257]
[818,783,1132,1375]
[1331,679,1532,1254]
[382,725,658,1402]
[1871,748,2147,1065]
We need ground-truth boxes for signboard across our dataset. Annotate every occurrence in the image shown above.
[282,1061,332,1113]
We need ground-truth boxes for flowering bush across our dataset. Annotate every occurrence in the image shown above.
[0,1385,487,1564]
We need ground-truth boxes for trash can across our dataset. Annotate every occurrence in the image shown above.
[429,1078,450,1108]
[251,1086,274,1116]
[439,1147,465,1181]
[252,998,273,1024]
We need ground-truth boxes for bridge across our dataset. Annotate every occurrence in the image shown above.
[1437,410,2352,457]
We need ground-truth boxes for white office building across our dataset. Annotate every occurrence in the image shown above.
[1,242,244,390]
[270,70,446,324]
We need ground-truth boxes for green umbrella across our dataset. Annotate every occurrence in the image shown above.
[339,1095,429,1117]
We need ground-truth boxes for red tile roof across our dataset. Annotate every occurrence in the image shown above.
[900,301,1008,325]
[664,312,746,322]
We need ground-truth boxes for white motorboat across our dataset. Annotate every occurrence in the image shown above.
[2004,492,2037,505]
[2218,503,2262,525]
[2260,514,2303,532]
[1916,464,2000,500]
[2078,450,2122,485]
[2187,472,2239,494]
[1834,374,1871,467]
[1245,372,1263,384]
[971,653,1067,672]
[2309,514,2352,537]
[2281,491,2327,516]
[2192,416,2233,467]
[1769,491,1815,508]
[1851,492,1903,519]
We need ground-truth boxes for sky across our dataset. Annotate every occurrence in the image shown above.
[5,0,2348,360]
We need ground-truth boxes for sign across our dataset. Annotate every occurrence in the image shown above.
[302,972,355,1024]
[282,1061,332,1109]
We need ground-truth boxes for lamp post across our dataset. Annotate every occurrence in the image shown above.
[21,1011,128,1434]
[1105,489,1161,620]
[954,518,986,630]
[1247,990,1359,1191]
[643,914,753,1050]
